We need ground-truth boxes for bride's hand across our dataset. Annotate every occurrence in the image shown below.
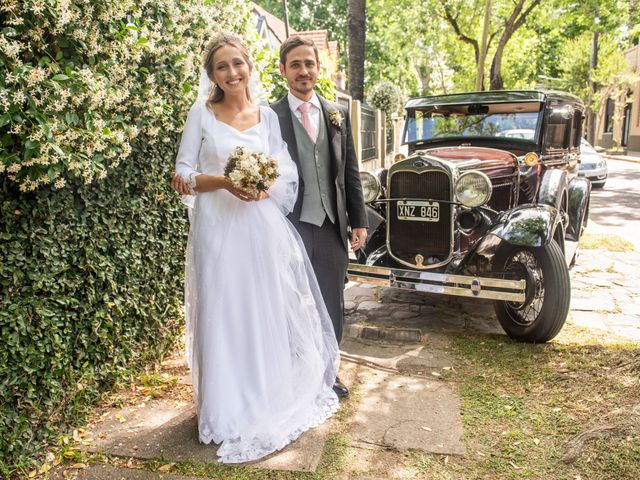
[222,179,259,202]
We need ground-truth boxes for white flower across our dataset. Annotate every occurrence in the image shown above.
[329,110,343,128]
[224,146,279,193]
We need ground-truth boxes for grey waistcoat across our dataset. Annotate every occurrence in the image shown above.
[292,113,337,226]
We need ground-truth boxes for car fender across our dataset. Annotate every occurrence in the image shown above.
[566,176,591,241]
[537,168,568,213]
[365,205,385,234]
[486,204,561,247]
[356,207,385,264]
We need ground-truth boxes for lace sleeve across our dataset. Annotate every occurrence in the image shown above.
[265,108,298,215]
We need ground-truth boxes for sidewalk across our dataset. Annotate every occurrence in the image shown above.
[51,248,640,479]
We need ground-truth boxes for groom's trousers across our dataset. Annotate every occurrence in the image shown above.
[295,218,348,344]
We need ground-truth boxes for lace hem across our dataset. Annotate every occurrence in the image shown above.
[199,390,339,464]
[186,172,199,195]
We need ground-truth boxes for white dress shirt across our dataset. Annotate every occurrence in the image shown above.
[288,92,322,133]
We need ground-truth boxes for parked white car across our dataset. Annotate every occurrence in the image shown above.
[579,139,607,188]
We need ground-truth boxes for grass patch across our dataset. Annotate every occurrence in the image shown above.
[579,233,636,252]
[440,333,640,479]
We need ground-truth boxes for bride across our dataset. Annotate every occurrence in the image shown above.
[171,33,340,464]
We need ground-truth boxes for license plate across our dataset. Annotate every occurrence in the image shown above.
[396,201,440,222]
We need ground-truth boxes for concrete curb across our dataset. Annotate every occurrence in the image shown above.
[601,153,640,164]
[344,324,423,343]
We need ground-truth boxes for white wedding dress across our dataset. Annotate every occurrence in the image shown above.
[174,100,340,463]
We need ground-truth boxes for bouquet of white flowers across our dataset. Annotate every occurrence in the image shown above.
[223,147,279,196]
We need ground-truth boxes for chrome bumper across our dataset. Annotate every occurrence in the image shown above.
[347,263,526,302]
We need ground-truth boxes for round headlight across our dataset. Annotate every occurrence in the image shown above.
[455,171,492,208]
[359,171,380,204]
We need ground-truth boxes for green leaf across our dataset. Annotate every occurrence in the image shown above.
[0,114,11,128]
[50,143,65,156]
[51,74,68,81]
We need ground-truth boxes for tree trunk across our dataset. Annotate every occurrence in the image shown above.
[347,0,365,100]
[416,62,431,95]
[489,37,507,90]
[587,29,599,144]
[488,0,541,90]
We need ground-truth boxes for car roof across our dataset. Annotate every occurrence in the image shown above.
[405,90,583,109]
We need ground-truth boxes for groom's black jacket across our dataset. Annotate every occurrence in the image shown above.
[270,95,368,250]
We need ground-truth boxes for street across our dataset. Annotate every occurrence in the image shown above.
[588,157,640,248]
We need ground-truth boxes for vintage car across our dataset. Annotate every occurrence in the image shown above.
[349,90,591,343]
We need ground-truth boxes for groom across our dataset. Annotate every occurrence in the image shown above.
[272,36,368,398]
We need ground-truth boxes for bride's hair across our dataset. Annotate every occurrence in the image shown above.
[203,32,253,107]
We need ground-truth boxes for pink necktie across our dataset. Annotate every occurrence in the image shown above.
[298,102,317,143]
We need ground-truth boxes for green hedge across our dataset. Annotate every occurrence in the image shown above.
[0,145,185,475]
[0,0,248,476]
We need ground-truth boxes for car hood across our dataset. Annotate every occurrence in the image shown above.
[580,150,602,165]
[421,146,518,177]
[425,145,516,165]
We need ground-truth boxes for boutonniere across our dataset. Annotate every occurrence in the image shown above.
[329,110,343,128]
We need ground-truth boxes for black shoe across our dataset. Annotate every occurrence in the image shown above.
[333,377,349,398]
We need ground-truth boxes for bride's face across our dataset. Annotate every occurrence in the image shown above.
[211,44,251,97]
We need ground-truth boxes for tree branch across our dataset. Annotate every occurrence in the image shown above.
[442,3,479,64]
[513,0,542,32]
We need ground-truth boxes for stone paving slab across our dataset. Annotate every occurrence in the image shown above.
[341,336,454,374]
[82,394,330,472]
[53,464,203,480]
[81,397,194,451]
[570,295,617,312]
[342,335,464,455]
[349,368,465,455]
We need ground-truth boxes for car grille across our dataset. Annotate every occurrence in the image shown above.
[388,169,452,267]
[488,181,513,212]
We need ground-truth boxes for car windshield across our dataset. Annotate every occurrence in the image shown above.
[404,102,542,144]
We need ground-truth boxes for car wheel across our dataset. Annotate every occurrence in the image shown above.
[592,179,606,188]
[493,240,570,343]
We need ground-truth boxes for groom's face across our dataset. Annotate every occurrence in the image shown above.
[280,45,319,100]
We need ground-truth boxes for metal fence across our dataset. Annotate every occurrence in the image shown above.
[361,105,377,161]
[336,93,351,113]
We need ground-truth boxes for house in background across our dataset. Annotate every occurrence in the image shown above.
[596,43,640,155]
[252,3,291,50]
[251,3,344,90]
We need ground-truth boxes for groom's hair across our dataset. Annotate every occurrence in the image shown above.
[279,36,319,66]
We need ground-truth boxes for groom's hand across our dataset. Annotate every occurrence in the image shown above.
[350,228,368,251]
